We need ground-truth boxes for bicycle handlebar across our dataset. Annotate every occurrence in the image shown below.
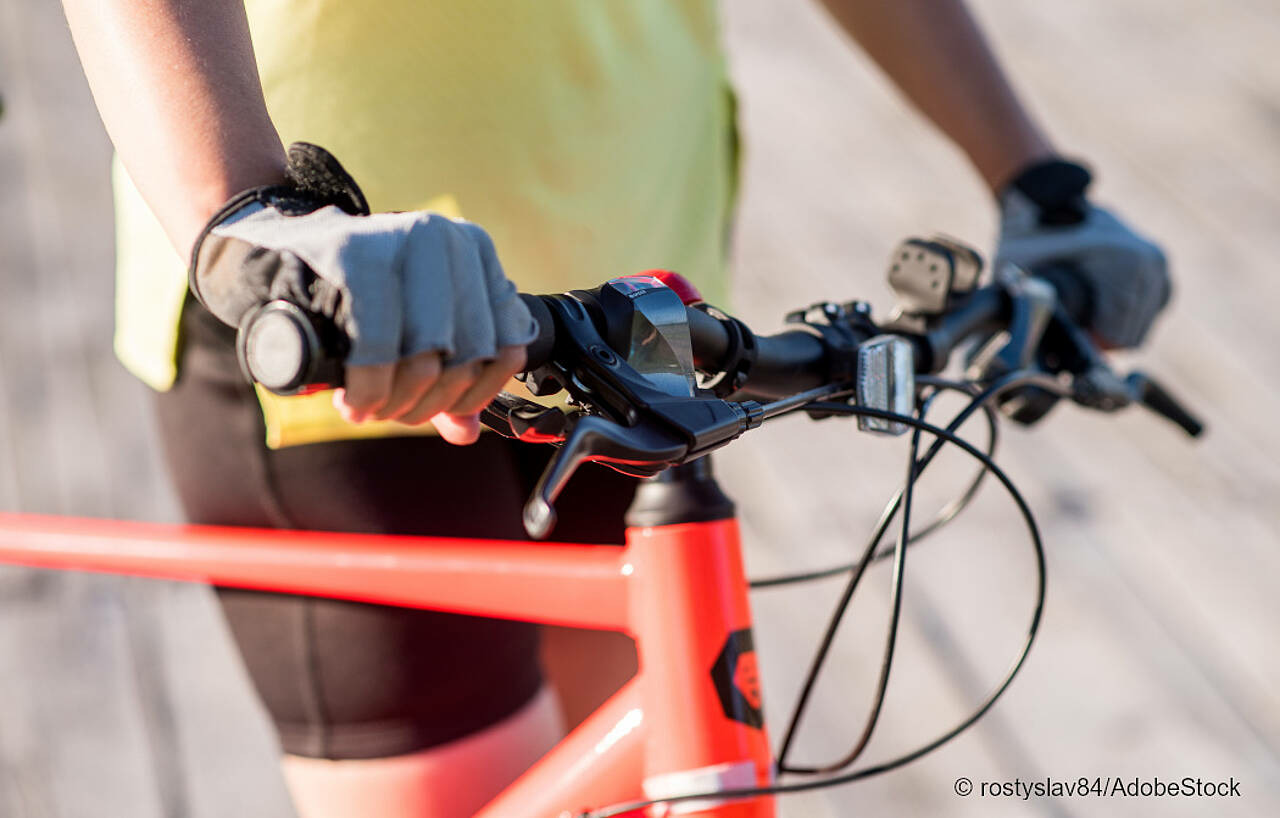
[242,284,993,399]
[237,260,1201,536]
[239,268,1198,430]
[239,287,842,398]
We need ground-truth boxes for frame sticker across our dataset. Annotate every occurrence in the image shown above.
[711,627,763,729]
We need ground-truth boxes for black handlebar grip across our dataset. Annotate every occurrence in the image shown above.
[236,301,346,394]
[1126,373,1205,438]
[239,295,559,395]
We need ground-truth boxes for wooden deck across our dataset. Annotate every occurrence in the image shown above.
[1,0,1277,815]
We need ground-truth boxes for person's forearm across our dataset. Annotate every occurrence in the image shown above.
[819,0,1054,192]
[62,0,287,257]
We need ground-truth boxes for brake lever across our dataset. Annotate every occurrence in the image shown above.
[989,268,1057,374]
[522,414,688,539]
[962,267,1205,439]
[479,392,569,443]
[964,269,1061,424]
[1047,305,1205,438]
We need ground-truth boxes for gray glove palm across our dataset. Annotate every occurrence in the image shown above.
[996,160,1171,348]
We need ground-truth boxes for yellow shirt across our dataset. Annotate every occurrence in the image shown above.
[114,1,738,447]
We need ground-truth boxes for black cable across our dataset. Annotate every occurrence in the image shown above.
[751,369,1059,590]
[884,376,999,551]
[775,380,1023,774]
[774,384,952,774]
[772,384,1001,774]
[775,410,925,775]
[749,376,996,590]
[575,404,1047,818]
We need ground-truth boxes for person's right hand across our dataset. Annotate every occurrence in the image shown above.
[190,143,536,444]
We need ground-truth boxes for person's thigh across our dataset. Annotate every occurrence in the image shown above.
[154,301,552,759]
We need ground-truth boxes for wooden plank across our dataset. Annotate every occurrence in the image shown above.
[0,570,165,818]
[2,0,112,519]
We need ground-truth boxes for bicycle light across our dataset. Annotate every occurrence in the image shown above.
[856,336,915,435]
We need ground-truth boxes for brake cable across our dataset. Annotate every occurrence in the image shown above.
[778,375,1052,774]
[749,369,1067,590]
[748,375,997,590]
[775,403,926,775]
[872,376,998,557]
[576,403,1047,818]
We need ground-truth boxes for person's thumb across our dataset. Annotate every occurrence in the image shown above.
[432,412,482,445]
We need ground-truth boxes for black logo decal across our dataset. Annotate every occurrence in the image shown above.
[711,628,763,729]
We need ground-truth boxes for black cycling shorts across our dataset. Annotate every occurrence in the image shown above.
[154,300,637,759]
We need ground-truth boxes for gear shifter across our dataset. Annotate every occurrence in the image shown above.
[490,276,759,538]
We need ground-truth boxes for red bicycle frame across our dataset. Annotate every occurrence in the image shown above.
[0,469,775,817]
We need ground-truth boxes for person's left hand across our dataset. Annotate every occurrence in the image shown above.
[996,159,1171,349]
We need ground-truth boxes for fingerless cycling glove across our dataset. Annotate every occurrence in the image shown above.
[189,143,536,368]
[996,158,1171,348]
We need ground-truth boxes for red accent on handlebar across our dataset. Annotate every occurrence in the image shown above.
[624,270,704,305]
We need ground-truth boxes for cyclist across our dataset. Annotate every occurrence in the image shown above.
[60,1,1169,816]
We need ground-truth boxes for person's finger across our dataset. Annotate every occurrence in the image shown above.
[371,351,443,420]
[463,221,536,349]
[398,359,483,426]
[447,345,527,416]
[443,224,497,363]
[398,215,455,358]
[431,412,482,445]
[338,363,396,422]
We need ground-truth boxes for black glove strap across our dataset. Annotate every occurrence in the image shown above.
[1004,158,1093,226]
[187,143,372,307]
[285,142,370,217]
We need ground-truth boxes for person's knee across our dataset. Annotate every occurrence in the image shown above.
[280,686,563,818]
